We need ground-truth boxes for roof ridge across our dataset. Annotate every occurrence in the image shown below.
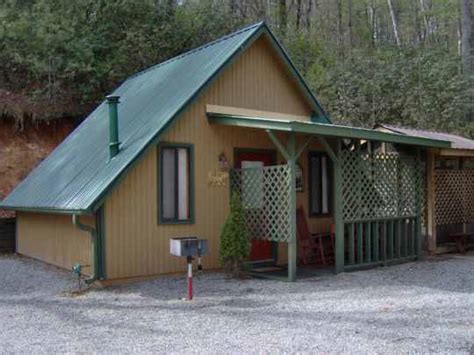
[127,21,264,81]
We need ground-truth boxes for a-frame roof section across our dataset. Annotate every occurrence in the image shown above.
[0,22,330,213]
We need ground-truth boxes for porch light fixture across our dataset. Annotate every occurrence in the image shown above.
[218,152,229,171]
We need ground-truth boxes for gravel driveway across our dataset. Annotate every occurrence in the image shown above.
[0,253,473,353]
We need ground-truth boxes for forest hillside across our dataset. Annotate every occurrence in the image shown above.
[1,0,473,136]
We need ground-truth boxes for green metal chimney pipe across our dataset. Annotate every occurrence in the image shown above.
[106,95,120,159]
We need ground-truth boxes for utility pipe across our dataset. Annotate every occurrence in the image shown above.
[72,214,98,284]
[106,95,120,159]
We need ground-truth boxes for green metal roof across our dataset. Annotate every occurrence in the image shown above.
[207,113,452,149]
[0,22,330,213]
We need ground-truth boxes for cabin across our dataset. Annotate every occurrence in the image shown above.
[0,23,452,284]
[375,124,474,255]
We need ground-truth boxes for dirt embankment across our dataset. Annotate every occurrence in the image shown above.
[0,119,75,217]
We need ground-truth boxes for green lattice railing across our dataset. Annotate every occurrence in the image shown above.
[230,164,292,243]
[435,169,474,226]
[229,146,423,273]
[340,149,422,270]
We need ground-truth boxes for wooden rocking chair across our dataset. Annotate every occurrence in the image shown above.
[296,207,328,265]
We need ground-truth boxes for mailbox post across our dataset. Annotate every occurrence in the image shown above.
[170,237,208,300]
[186,256,193,300]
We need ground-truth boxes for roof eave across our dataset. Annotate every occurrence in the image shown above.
[0,204,90,215]
[208,113,452,149]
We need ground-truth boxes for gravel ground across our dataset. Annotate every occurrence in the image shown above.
[0,253,473,353]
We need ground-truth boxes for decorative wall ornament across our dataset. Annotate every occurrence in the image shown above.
[208,171,229,187]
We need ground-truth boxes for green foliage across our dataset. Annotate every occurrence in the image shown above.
[310,47,473,135]
[0,0,472,137]
[219,193,250,277]
[0,0,241,119]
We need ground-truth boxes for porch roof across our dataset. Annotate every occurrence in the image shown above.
[207,113,451,149]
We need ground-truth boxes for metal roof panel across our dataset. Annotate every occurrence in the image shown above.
[0,23,263,212]
[0,22,332,212]
[376,124,474,150]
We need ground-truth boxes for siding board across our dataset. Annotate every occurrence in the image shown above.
[17,212,93,274]
[104,37,332,279]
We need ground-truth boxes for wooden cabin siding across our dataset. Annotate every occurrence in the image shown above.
[16,212,93,275]
[103,36,332,279]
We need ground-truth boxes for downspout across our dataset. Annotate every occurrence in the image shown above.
[72,214,99,284]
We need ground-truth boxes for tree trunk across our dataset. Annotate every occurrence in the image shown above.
[348,0,354,53]
[460,0,472,75]
[279,0,287,36]
[336,0,344,61]
[387,0,402,47]
[229,0,237,17]
[165,0,175,20]
[302,0,313,74]
[305,0,313,32]
[460,0,473,121]
[296,0,302,30]
[367,0,378,47]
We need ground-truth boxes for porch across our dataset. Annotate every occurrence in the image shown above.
[208,112,451,281]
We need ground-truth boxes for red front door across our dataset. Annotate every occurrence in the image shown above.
[235,150,275,262]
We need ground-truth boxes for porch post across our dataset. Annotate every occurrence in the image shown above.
[334,139,344,273]
[426,150,437,254]
[415,147,423,259]
[287,132,297,282]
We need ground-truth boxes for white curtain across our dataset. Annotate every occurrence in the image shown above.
[242,160,264,209]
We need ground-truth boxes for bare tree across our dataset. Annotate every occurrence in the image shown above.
[459,0,473,121]
[279,0,287,36]
[387,0,402,47]
[367,0,378,47]
[459,0,472,75]
[348,0,354,52]
[419,0,435,42]
[296,0,302,30]
[305,0,313,33]
[336,0,345,61]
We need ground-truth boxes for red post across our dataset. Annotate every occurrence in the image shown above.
[187,256,193,300]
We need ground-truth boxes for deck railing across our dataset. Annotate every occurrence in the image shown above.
[343,217,418,270]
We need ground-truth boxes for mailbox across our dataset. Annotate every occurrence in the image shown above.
[170,237,208,257]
